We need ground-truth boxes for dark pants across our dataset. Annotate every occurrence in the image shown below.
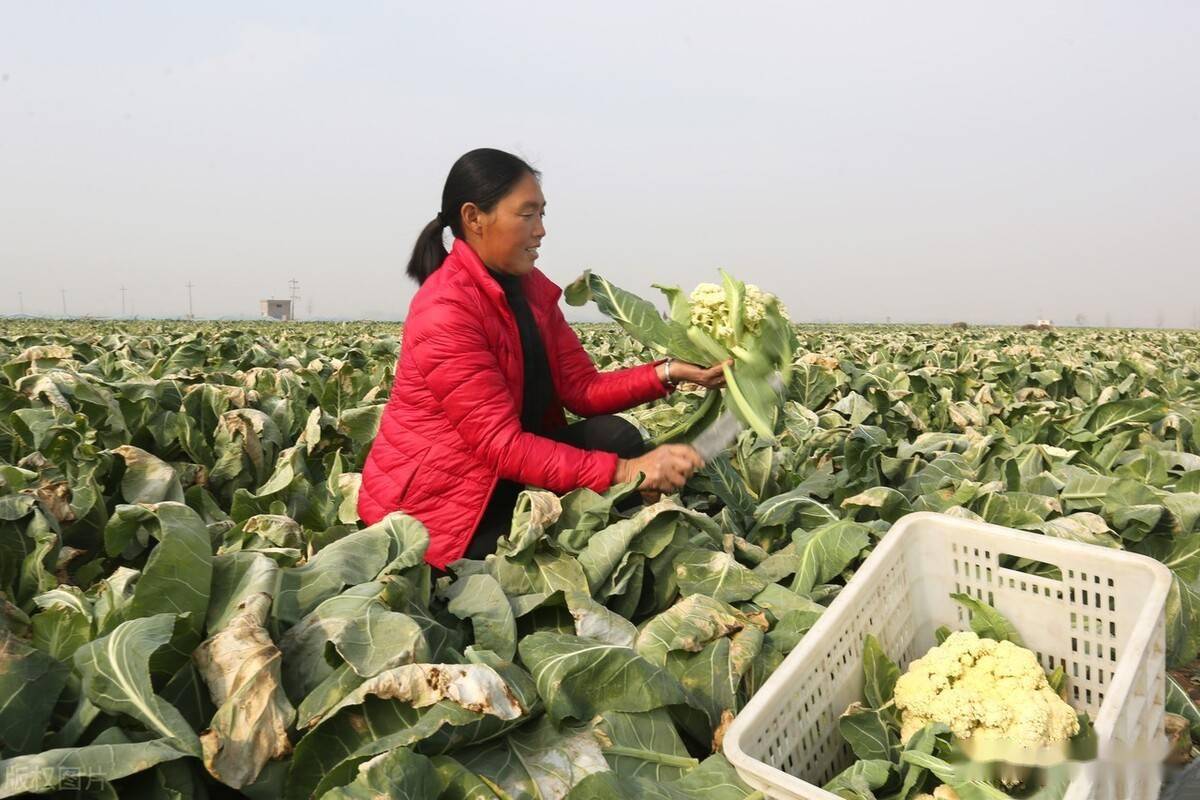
[462,414,647,561]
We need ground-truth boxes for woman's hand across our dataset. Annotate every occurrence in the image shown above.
[614,444,704,500]
[658,359,733,390]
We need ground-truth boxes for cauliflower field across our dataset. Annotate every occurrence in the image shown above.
[0,319,1198,798]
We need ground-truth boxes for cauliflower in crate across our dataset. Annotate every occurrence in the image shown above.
[822,596,1092,799]
[894,631,1079,757]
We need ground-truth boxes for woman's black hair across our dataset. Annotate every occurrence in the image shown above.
[406,148,541,285]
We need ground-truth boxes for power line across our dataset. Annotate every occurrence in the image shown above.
[288,278,301,321]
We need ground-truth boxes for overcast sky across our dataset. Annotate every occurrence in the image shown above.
[1,2,1197,326]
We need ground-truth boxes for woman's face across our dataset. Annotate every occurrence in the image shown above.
[460,171,546,276]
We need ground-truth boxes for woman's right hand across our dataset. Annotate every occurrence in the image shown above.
[615,444,704,497]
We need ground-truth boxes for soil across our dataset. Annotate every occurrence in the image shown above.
[1170,658,1200,708]
[1169,657,1200,759]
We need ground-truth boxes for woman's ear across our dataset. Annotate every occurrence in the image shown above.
[461,202,484,238]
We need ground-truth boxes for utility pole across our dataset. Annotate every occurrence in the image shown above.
[120,285,127,317]
[60,289,67,318]
[186,282,194,320]
[288,278,300,321]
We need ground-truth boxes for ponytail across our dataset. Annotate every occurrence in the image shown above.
[405,148,541,285]
[405,214,450,285]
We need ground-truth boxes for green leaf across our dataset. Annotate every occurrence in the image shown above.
[441,573,517,661]
[593,709,698,782]
[333,603,431,678]
[455,738,539,800]
[722,362,778,443]
[635,594,745,666]
[791,362,840,409]
[321,747,444,800]
[507,716,611,799]
[277,581,394,700]
[110,444,184,504]
[286,655,538,800]
[208,551,280,634]
[838,703,899,762]
[1085,397,1169,435]
[1048,664,1067,695]
[862,634,900,709]
[672,753,761,799]
[701,455,759,524]
[753,487,838,530]
[553,483,635,550]
[1166,674,1200,741]
[74,614,201,755]
[564,271,710,363]
[1165,573,1200,668]
[30,596,92,662]
[307,660,527,730]
[518,631,687,723]
[1163,493,1200,535]
[650,389,722,447]
[564,590,639,647]
[575,501,685,592]
[842,486,913,523]
[792,519,872,595]
[0,738,192,798]
[822,758,892,799]
[430,755,501,800]
[1025,512,1121,549]
[664,629,761,744]
[894,723,947,800]
[1135,532,1200,583]
[0,632,70,755]
[765,608,822,653]
[652,283,693,327]
[672,549,769,603]
[272,525,392,625]
[950,593,1024,646]
[100,502,213,670]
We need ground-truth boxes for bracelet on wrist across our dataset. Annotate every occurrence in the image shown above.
[663,357,675,388]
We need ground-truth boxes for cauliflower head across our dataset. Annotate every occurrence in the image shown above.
[688,282,787,349]
[914,787,960,800]
[893,631,1078,753]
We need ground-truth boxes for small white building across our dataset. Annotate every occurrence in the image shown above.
[260,299,293,321]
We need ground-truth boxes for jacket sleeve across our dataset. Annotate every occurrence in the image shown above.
[407,297,619,494]
[545,300,671,417]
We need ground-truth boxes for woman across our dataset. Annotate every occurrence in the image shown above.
[358,148,727,569]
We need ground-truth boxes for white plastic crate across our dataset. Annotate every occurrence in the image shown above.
[723,512,1174,800]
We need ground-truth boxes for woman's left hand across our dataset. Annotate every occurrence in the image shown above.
[666,359,733,390]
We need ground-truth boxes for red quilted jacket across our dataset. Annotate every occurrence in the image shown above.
[358,238,669,568]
